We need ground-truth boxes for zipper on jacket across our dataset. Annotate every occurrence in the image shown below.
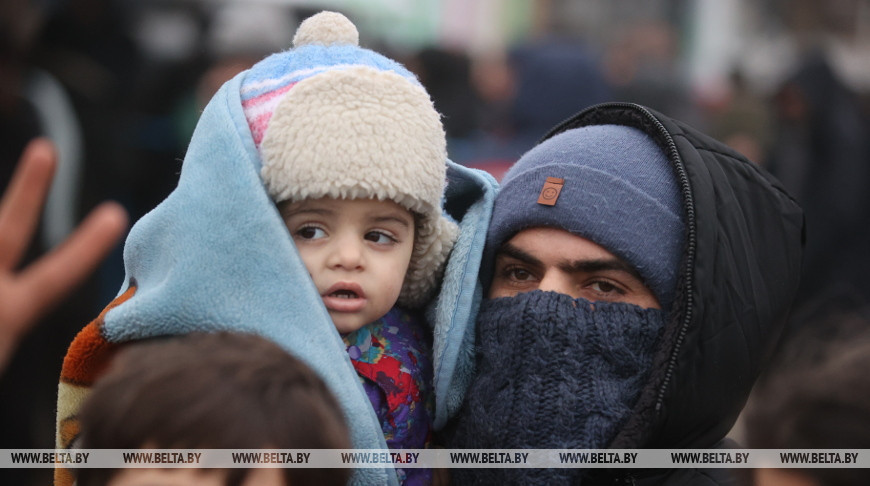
[631,104,698,414]
[543,102,699,414]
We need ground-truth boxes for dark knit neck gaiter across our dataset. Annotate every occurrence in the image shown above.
[449,290,664,485]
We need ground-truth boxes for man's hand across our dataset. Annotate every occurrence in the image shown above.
[0,139,128,372]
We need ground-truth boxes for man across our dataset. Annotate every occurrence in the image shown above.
[448,102,804,485]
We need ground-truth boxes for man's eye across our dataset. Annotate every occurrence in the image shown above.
[590,280,623,294]
[296,226,326,240]
[365,231,395,244]
[506,267,534,281]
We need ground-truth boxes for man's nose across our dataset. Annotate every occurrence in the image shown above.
[537,270,577,298]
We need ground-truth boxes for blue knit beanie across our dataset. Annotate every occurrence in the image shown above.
[485,124,685,310]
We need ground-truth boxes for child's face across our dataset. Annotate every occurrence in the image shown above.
[281,197,415,334]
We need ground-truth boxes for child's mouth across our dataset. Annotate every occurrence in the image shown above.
[322,282,367,313]
[330,289,359,299]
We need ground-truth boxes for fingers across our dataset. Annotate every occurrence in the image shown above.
[14,201,128,325]
[0,138,58,270]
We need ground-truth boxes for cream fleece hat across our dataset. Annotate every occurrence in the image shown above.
[241,11,458,308]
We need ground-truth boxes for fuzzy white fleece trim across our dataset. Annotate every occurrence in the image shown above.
[293,11,359,47]
[399,215,459,308]
[260,67,446,207]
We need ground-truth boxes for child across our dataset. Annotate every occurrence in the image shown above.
[75,332,351,486]
[55,10,498,486]
[240,10,458,483]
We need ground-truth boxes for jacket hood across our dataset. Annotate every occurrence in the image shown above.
[541,103,804,449]
[56,72,497,486]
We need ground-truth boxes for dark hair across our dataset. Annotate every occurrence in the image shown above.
[76,332,352,486]
[745,309,870,486]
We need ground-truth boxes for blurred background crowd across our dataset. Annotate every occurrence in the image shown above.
[2,1,869,485]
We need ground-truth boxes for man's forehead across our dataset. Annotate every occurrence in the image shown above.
[502,227,617,261]
[499,227,646,281]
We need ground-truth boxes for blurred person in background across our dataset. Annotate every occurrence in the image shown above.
[1,1,130,484]
[0,140,126,486]
[603,20,695,125]
[706,68,775,166]
[182,2,297,123]
[412,47,479,147]
[508,35,613,152]
[35,0,144,221]
[766,43,870,322]
[746,307,870,486]
[453,36,613,181]
[1,139,127,374]
[444,51,522,180]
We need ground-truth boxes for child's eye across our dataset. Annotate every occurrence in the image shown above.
[296,226,326,240]
[364,231,396,245]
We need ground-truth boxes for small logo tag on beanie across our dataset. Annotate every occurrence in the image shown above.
[537,177,564,206]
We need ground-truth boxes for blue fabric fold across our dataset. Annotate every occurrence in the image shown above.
[427,162,498,429]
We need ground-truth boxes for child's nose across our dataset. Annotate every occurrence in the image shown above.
[326,237,364,270]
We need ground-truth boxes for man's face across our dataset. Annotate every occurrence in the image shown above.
[281,197,415,334]
[489,227,660,309]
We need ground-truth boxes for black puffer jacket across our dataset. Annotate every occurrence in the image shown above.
[544,103,804,484]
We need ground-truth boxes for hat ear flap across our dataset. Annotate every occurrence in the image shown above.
[399,215,458,308]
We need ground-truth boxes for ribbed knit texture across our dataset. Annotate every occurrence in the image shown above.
[484,124,684,310]
[449,290,664,484]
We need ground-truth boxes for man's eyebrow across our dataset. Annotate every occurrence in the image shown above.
[559,258,645,282]
[496,243,544,268]
[497,242,646,282]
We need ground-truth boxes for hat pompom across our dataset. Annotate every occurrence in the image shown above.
[292,11,359,47]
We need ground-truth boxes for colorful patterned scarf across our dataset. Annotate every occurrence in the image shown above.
[343,308,433,485]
